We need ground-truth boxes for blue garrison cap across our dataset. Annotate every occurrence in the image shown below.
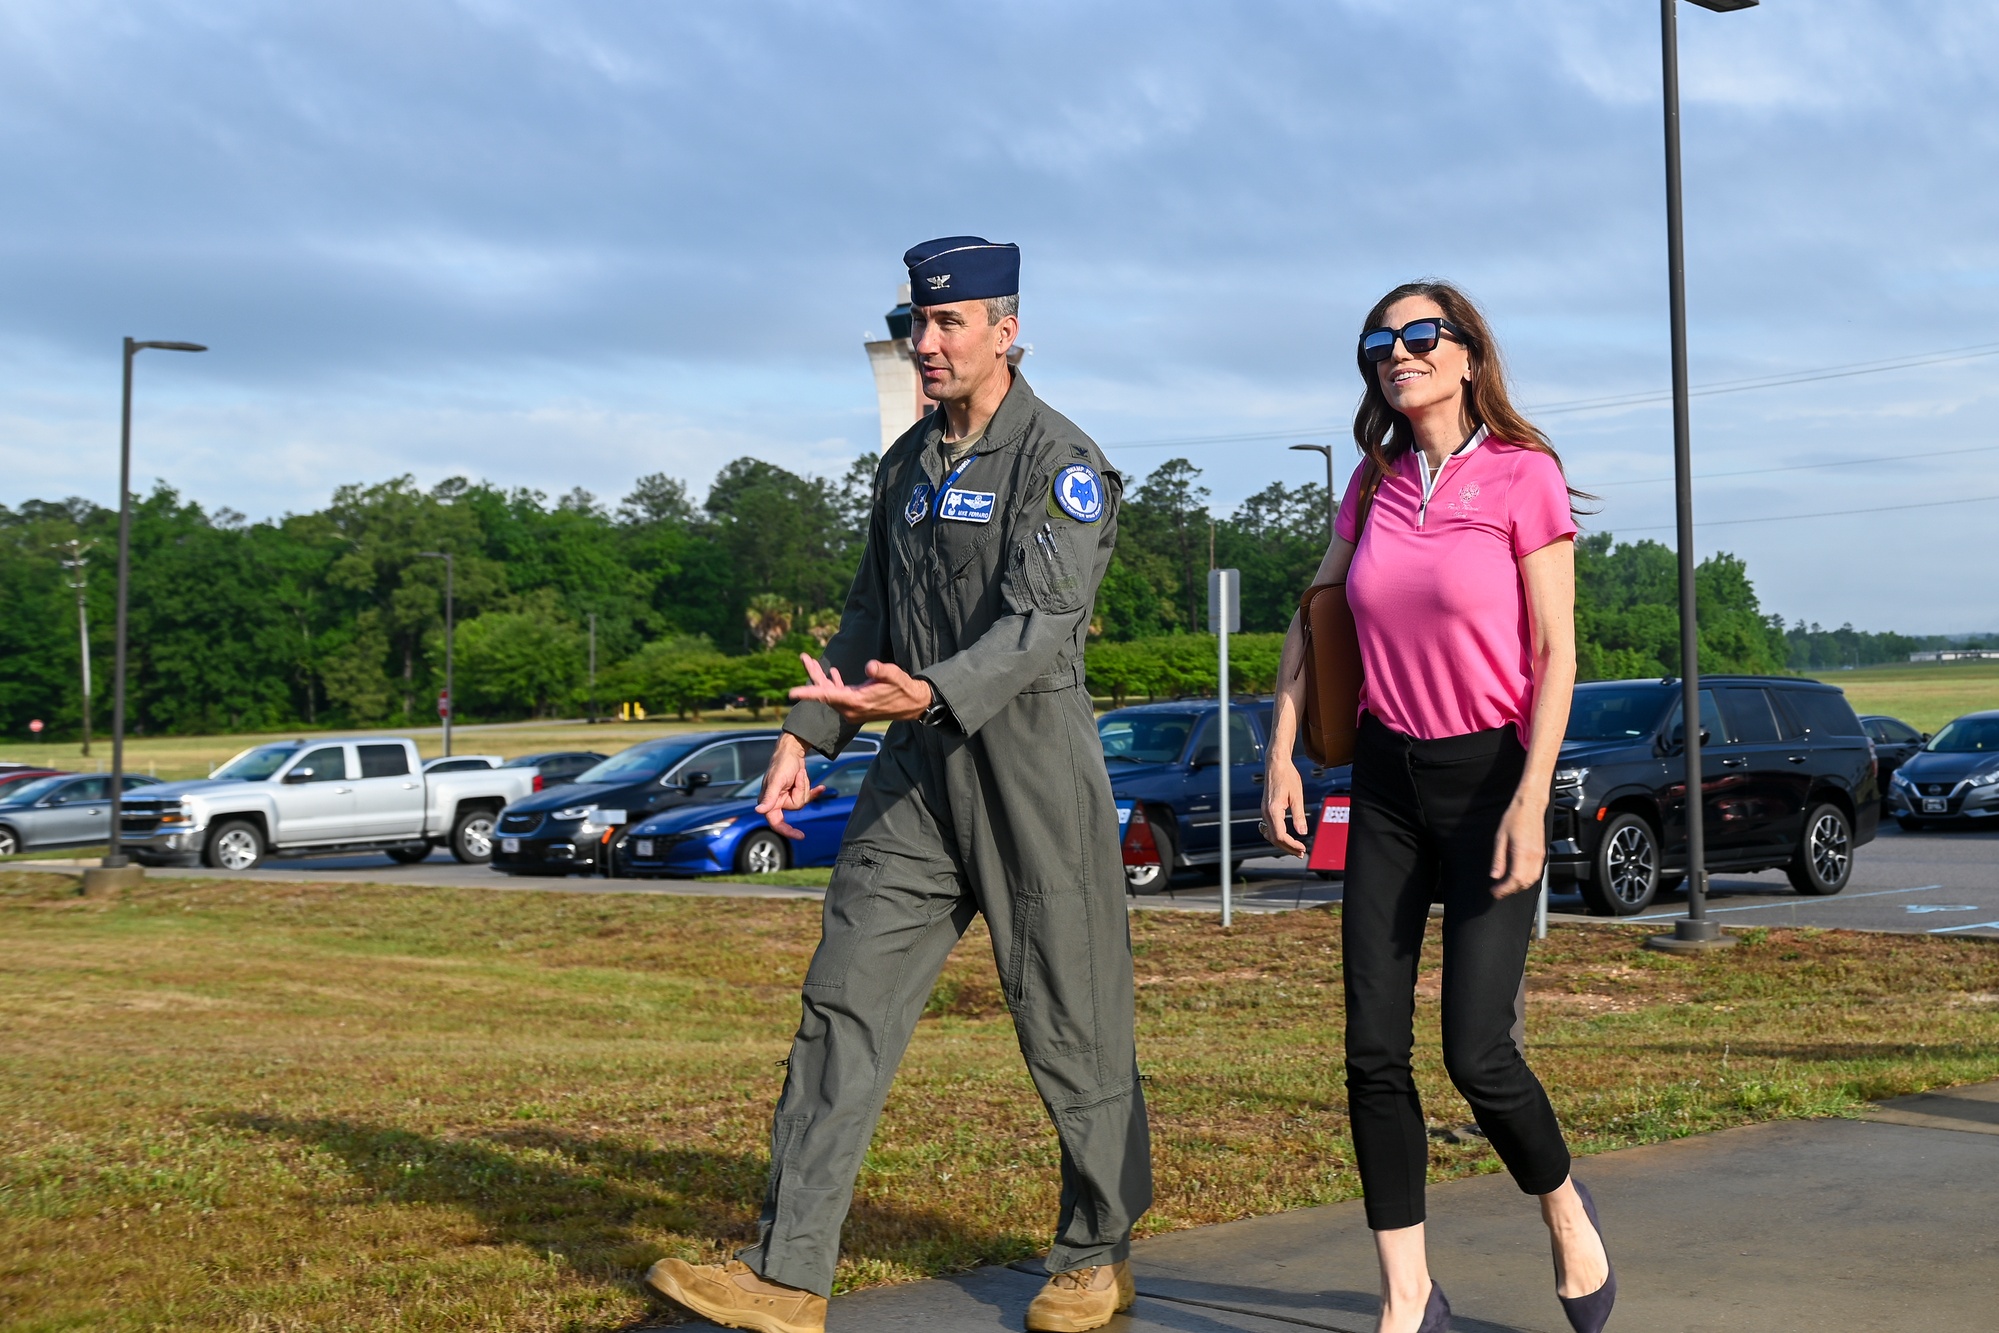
[904,236,1019,307]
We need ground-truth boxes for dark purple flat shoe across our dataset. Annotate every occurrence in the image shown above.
[1557,1181,1616,1333]
[1418,1280,1452,1333]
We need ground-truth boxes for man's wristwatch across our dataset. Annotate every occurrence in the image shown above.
[918,683,953,729]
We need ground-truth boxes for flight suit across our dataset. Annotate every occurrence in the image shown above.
[738,372,1152,1298]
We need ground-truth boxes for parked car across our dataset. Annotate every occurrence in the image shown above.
[117,738,536,869]
[490,731,882,877]
[0,773,162,856]
[1550,676,1879,915]
[500,750,607,791]
[0,767,66,797]
[423,754,503,774]
[1885,709,1999,831]
[613,754,875,877]
[1860,714,1927,803]
[1097,698,1352,891]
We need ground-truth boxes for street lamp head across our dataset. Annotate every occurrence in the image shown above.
[1686,0,1757,11]
[1289,443,1332,456]
[132,341,207,353]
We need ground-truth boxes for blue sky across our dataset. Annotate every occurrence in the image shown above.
[4,0,1997,633]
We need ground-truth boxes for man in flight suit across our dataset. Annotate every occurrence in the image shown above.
[646,237,1151,1333]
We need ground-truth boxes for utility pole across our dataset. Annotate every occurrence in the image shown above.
[418,552,455,755]
[55,538,96,756]
[587,612,598,723]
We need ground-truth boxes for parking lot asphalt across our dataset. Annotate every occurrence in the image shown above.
[21,819,1997,934]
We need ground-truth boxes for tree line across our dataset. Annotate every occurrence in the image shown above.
[1,452,1978,739]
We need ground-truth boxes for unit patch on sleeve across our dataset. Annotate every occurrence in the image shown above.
[1051,464,1105,523]
[936,489,997,523]
[904,482,934,526]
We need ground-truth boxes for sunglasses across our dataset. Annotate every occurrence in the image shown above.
[1359,317,1468,363]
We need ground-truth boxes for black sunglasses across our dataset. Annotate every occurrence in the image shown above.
[1359,317,1468,363]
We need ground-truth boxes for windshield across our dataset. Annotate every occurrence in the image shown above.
[0,776,66,805]
[211,744,301,782]
[575,740,706,785]
[730,758,831,799]
[1567,685,1675,742]
[1926,717,1999,754]
[1098,713,1197,764]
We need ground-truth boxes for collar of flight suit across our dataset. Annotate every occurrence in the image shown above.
[918,370,1039,482]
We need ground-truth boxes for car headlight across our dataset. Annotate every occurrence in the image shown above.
[157,804,190,825]
[1892,770,1916,789]
[1554,766,1589,793]
[1970,769,1999,790]
[686,817,740,837]
[551,805,595,822]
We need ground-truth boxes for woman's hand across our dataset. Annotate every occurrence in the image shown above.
[1262,757,1311,857]
[1489,796,1548,898]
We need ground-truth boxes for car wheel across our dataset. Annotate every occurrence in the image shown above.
[735,829,788,875]
[205,820,265,872]
[385,842,432,864]
[1580,813,1660,916]
[1897,817,1928,833]
[451,810,496,864]
[0,826,19,857]
[1123,819,1175,895]
[1788,803,1853,896]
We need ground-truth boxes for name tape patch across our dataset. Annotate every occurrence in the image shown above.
[936,488,996,523]
[1053,464,1104,523]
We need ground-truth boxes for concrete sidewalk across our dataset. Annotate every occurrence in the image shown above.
[668,1082,1999,1332]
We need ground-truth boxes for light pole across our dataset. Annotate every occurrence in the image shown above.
[418,552,455,755]
[1650,0,1755,955]
[1289,443,1337,548]
[587,612,598,724]
[55,538,96,757]
[104,338,205,875]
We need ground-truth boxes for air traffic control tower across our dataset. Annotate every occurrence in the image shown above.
[863,284,1027,453]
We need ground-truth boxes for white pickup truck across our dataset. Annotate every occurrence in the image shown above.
[116,737,536,870]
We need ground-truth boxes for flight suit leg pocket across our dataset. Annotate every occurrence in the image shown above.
[803,853,883,992]
[1010,889,1107,1103]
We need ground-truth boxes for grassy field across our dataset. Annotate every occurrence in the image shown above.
[2,872,1995,1331]
[1804,659,1999,733]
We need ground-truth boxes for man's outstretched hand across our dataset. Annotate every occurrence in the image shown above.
[787,654,934,724]
[755,733,822,840]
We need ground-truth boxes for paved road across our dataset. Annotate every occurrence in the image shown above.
[667,1081,1999,1332]
[24,820,1997,933]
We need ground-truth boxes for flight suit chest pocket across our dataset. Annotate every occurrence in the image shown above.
[1020,522,1085,614]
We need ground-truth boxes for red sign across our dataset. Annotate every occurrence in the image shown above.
[27,719,43,734]
[437,690,451,719]
[1308,795,1350,873]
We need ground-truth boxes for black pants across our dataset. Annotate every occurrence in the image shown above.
[1343,713,1571,1231]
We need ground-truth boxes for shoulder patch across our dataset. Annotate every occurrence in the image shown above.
[904,482,933,526]
[1051,464,1105,523]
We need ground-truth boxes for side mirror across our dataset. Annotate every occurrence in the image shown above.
[1922,733,1932,743]
[283,768,314,784]
[1662,728,1710,754]
[682,771,712,791]
[1190,743,1222,769]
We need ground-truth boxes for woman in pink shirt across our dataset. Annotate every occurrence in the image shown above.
[1263,282,1612,1333]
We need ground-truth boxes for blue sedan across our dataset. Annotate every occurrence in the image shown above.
[612,755,874,877]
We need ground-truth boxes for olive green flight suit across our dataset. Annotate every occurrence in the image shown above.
[738,372,1152,1298]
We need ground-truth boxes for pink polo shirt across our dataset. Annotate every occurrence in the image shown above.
[1333,437,1577,743]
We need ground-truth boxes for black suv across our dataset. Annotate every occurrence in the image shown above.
[1551,676,1878,915]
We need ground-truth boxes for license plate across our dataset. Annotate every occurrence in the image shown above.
[1923,798,1947,814]
[501,837,520,853]
[636,840,654,857]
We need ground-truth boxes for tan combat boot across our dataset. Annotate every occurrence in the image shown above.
[1024,1259,1136,1332]
[644,1258,827,1333]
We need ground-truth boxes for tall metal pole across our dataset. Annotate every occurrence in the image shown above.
[57,539,95,757]
[588,612,598,723]
[1290,443,1337,549]
[442,554,455,756]
[1658,0,1723,948]
[106,340,137,868]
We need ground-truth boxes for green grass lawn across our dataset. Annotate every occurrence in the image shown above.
[2,871,1995,1331]
[1804,659,1999,733]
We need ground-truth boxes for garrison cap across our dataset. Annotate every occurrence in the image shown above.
[904,236,1019,307]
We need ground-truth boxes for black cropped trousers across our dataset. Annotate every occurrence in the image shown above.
[1343,713,1572,1231]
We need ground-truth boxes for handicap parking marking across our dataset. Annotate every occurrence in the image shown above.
[1625,885,1947,922]
[1905,904,1982,913]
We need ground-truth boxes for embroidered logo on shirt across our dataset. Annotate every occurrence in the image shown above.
[1448,482,1482,517]
[905,483,933,526]
[936,489,996,523]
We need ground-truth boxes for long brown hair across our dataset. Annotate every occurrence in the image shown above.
[1352,279,1589,509]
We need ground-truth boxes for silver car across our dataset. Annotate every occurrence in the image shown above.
[0,773,161,856]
